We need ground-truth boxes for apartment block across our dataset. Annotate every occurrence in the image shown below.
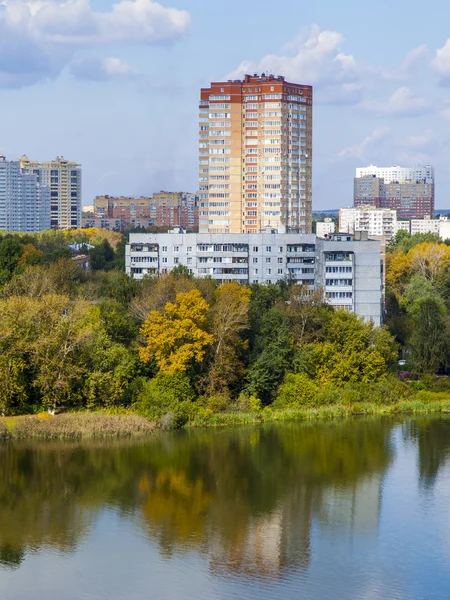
[91,193,198,231]
[199,74,313,234]
[354,164,434,219]
[21,156,82,229]
[125,231,382,325]
[339,206,396,240]
[316,219,336,238]
[0,156,50,232]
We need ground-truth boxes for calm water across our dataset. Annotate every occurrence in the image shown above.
[1,417,450,599]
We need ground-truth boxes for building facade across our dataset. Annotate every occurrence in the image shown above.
[125,231,382,325]
[21,156,82,229]
[339,206,396,240]
[0,156,50,232]
[316,219,336,238]
[91,193,198,231]
[354,164,434,219]
[199,74,313,234]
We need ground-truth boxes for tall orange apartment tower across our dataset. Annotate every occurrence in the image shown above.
[199,74,312,234]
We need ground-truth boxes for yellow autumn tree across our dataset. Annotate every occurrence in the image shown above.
[139,289,214,372]
[409,242,450,284]
[385,251,412,299]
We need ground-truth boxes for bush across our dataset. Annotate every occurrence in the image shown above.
[273,373,319,409]
[134,372,196,423]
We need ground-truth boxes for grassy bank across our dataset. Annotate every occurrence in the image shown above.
[0,413,155,440]
[186,395,450,428]
[1,392,450,439]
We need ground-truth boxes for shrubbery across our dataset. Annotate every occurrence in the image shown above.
[273,375,416,410]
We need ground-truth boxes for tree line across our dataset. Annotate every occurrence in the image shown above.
[0,228,449,419]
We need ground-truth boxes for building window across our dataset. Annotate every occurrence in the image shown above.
[278,257,283,263]
[162,257,168,263]
[277,269,283,274]
[162,246,167,252]
[252,246,258,252]
[174,258,179,264]
[266,246,272,252]
[266,257,271,263]
[253,258,258,263]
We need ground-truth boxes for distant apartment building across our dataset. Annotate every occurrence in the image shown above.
[354,164,434,219]
[316,218,336,238]
[339,206,396,240]
[90,193,198,231]
[21,156,82,229]
[409,215,450,240]
[126,231,383,325]
[199,74,313,234]
[0,156,50,232]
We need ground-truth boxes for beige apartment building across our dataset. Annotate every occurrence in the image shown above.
[199,74,313,234]
[21,156,81,229]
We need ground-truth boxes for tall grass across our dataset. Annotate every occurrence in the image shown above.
[11,413,155,440]
[0,421,9,440]
[186,398,450,428]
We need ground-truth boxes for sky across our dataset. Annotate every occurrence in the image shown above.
[1,0,450,209]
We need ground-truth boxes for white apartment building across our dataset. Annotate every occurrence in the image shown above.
[126,231,383,325]
[0,156,50,232]
[394,221,410,234]
[339,206,396,240]
[355,164,435,184]
[409,216,450,240]
[21,156,82,229]
[316,219,336,238]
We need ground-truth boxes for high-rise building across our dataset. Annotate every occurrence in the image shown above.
[21,156,82,229]
[0,156,50,232]
[354,164,434,219]
[199,74,313,234]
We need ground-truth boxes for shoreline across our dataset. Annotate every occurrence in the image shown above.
[2,396,450,440]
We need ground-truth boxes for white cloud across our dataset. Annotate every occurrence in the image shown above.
[359,87,431,117]
[432,39,450,84]
[228,26,358,89]
[228,27,431,107]
[336,126,391,161]
[404,131,436,149]
[0,0,190,87]
[71,56,138,81]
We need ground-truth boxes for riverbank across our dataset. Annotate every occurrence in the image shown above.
[1,394,450,439]
[185,395,450,428]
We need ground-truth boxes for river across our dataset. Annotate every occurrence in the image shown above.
[1,416,450,599]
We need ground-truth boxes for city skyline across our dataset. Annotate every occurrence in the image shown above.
[1,0,450,209]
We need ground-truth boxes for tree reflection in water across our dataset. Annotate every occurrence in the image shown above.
[0,418,400,579]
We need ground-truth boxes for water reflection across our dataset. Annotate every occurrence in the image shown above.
[0,418,397,579]
[405,418,450,489]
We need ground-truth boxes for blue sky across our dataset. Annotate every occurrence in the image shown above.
[1,0,450,209]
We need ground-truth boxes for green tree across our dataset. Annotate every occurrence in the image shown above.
[409,297,448,374]
[247,307,292,404]
[89,239,115,271]
[206,283,251,394]
[0,238,23,285]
